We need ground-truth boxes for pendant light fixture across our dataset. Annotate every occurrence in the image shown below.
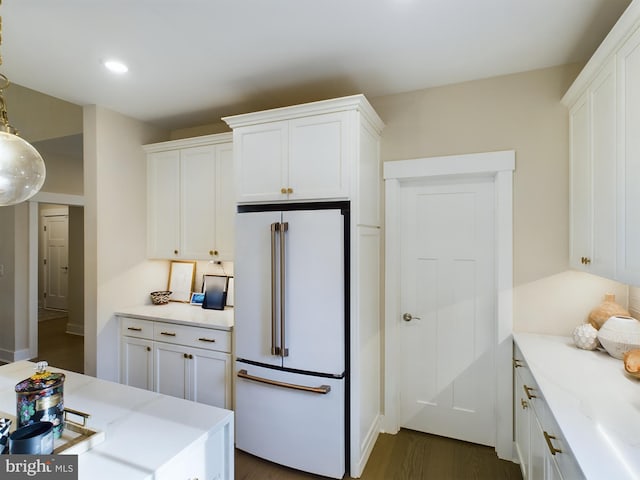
[0,0,45,206]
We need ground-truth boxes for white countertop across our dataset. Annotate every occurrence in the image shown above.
[514,333,640,480]
[0,361,234,479]
[116,303,234,331]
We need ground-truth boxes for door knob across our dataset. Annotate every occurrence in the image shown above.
[402,312,421,322]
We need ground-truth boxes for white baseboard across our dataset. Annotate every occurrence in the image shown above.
[66,321,84,336]
[0,347,32,363]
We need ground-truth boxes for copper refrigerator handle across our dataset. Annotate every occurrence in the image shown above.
[280,221,289,357]
[270,222,279,356]
[237,369,330,394]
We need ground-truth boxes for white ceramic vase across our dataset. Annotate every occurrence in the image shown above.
[597,316,640,359]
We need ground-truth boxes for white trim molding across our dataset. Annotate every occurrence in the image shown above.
[383,150,515,461]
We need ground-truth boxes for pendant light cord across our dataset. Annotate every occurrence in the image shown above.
[0,0,17,134]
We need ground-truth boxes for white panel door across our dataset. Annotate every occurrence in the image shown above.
[44,214,69,310]
[235,210,283,367]
[282,209,345,374]
[189,347,231,409]
[215,143,235,260]
[399,177,496,446]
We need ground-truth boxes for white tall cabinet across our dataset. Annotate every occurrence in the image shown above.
[144,133,234,261]
[223,94,384,478]
[563,1,640,286]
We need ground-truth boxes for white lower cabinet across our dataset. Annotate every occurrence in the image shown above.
[120,315,232,409]
[514,345,583,480]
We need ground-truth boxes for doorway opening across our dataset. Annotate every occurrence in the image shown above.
[32,201,84,373]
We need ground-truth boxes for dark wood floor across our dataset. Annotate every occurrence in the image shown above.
[235,428,522,480]
[33,312,84,373]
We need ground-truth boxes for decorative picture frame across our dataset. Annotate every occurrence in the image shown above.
[167,260,196,303]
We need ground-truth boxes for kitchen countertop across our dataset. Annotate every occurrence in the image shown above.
[0,361,234,479]
[116,303,234,331]
[514,332,640,480]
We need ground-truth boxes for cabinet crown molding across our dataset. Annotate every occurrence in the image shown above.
[222,94,384,134]
[562,0,640,106]
[143,132,232,153]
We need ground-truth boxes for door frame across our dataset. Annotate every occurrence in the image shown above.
[383,150,515,461]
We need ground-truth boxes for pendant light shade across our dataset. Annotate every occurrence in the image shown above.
[0,129,45,205]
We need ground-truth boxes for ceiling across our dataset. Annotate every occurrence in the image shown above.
[2,0,632,132]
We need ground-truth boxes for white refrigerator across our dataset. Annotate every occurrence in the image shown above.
[234,203,348,479]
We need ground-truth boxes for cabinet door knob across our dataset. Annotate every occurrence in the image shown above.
[287,187,293,194]
[174,249,179,255]
[146,346,151,352]
[209,250,219,256]
[520,399,528,409]
[183,353,188,359]
[513,358,524,368]
[281,187,287,194]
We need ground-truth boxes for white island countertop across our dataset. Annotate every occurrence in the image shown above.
[116,303,234,331]
[514,332,640,480]
[0,361,234,479]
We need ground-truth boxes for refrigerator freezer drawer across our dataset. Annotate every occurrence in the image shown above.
[235,363,345,479]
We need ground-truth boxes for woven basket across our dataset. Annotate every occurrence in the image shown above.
[150,291,172,305]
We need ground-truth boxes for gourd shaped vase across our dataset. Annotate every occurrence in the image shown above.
[588,293,629,330]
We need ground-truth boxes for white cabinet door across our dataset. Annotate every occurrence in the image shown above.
[154,342,189,400]
[569,59,616,278]
[121,336,154,391]
[148,150,181,258]
[235,122,288,203]
[288,112,350,201]
[215,142,235,260]
[514,369,531,479]
[180,145,217,260]
[189,346,231,409]
[617,28,640,285]
[590,59,617,279]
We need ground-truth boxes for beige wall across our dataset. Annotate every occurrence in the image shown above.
[83,105,169,380]
[369,64,627,335]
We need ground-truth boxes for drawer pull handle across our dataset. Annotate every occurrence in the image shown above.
[523,385,537,399]
[198,337,216,343]
[161,331,177,337]
[237,369,331,394]
[543,431,562,455]
[127,327,142,332]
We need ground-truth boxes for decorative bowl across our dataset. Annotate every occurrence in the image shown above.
[150,291,172,305]
[597,316,640,359]
[623,349,640,379]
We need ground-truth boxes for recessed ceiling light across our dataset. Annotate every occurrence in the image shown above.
[103,59,128,74]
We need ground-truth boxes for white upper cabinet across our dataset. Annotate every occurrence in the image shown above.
[223,95,383,211]
[145,133,234,261]
[563,2,640,286]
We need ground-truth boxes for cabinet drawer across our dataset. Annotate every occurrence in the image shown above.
[121,317,155,340]
[153,322,231,353]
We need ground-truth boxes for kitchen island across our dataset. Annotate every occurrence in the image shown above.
[0,361,234,479]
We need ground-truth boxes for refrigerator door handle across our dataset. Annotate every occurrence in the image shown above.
[270,222,280,356]
[237,369,331,394]
[280,221,289,357]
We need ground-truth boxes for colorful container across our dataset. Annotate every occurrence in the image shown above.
[15,361,65,439]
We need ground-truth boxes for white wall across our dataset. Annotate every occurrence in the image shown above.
[83,105,168,380]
